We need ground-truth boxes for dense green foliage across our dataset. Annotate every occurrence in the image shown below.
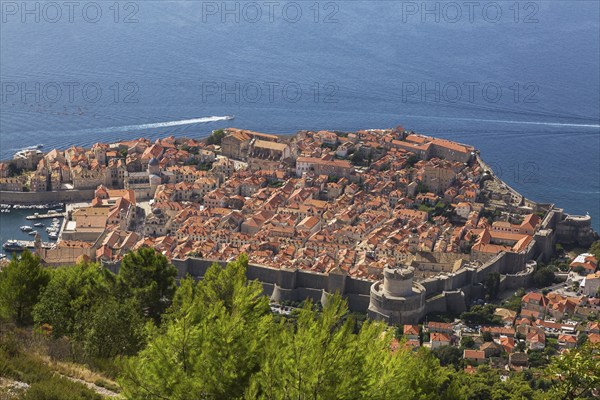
[121,255,457,399]
[118,247,178,323]
[31,248,176,360]
[2,251,599,399]
[432,345,463,369]
[0,251,50,325]
[588,240,600,261]
[82,296,146,359]
[460,336,475,349]
[502,288,526,313]
[33,262,116,340]
[206,129,226,145]
[448,366,537,400]
[532,264,556,288]
[460,304,502,326]
[546,343,600,400]
[483,272,500,300]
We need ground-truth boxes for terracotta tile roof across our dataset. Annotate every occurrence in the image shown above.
[463,349,485,360]
[403,325,420,336]
[430,333,451,342]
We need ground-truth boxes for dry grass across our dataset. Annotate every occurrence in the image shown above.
[35,354,120,392]
[3,330,121,394]
[0,377,29,400]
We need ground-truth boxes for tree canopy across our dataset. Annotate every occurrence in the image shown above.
[121,255,456,400]
[206,129,226,146]
[2,251,595,399]
[0,250,50,325]
[118,247,178,323]
[33,262,115,340]
[588,241,600,261]
[120,254,272,399]
[448,366,538,400]
[460,304,502,326]
[546,343,600,400]
[32,248,176,359]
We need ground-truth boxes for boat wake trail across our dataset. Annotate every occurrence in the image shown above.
[476,118,600,128]
[1,116,234,157]
[84,116,232,134]
[397,114,600,129]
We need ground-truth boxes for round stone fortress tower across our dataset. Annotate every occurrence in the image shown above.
[368,265,426,324]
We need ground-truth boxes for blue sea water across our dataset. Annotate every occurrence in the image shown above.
[0,1,599,233]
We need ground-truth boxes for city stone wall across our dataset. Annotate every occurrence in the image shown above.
[418,245,536,313]
[0,189,95,204]
[346,294,371,311]
[296,270,328,291]
[499,263,535,292]
[424,294,448,314]
[424,290,467,316]
[172,257,374,313]
[150,245,538,322]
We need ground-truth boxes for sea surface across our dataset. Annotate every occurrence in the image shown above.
[1,1,599,240]
[0,206,63,256]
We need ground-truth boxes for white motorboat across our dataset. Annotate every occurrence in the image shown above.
[20,226,33,232]
[3,240,24,252]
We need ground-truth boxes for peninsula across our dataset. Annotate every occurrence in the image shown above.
[0,127,598,326]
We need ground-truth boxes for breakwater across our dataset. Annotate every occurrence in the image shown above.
[0,190,95,205]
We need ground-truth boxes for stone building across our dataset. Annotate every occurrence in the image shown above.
[0,177,24,191]
[144,208,170,236]
[295,157,354,178]
[368,265,426,324]
[71,165,110,189]
[123,157,163,200]
[247,139,292,171]
[221,129,279,160]
[422,164,456,194]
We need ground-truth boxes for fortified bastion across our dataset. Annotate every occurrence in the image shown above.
[368,266,426,324]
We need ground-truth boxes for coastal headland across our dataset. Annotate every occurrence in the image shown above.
[1,127,597,323]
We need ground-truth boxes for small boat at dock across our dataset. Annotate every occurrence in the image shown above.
[3,241,24,252]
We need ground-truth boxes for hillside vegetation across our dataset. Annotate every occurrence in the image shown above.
[1,250,599,399]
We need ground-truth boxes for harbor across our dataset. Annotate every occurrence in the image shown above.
[26,211,67,220]
[0,204,64,254]
[3,239,54,252]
